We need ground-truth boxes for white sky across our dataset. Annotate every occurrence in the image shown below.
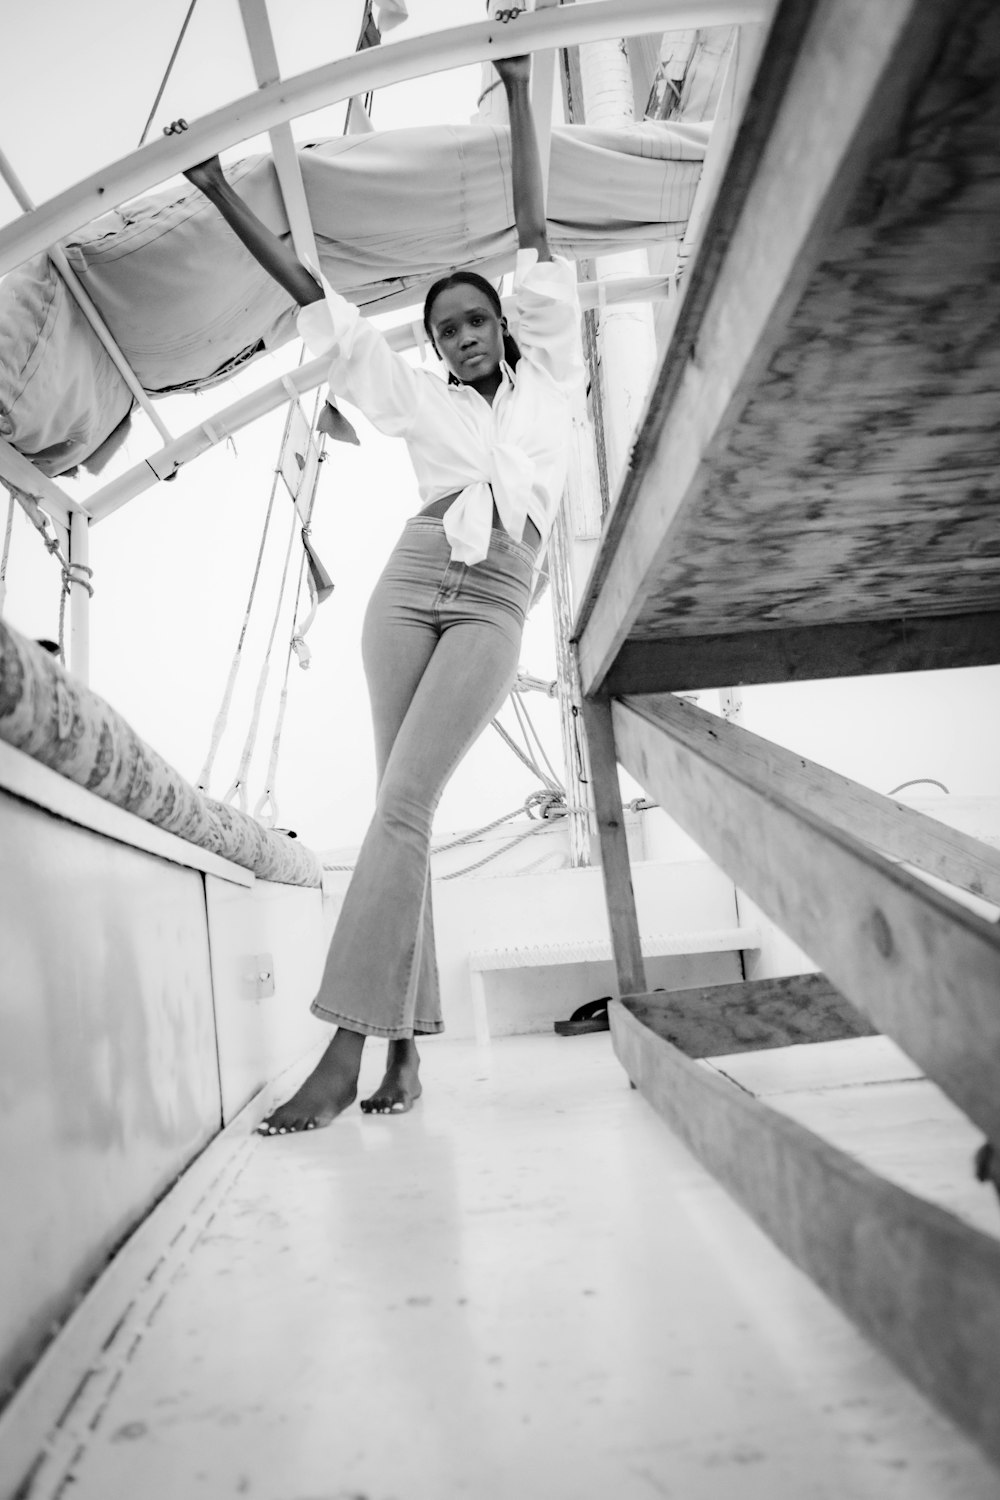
[6,1,998,852]
[1,0,572,851]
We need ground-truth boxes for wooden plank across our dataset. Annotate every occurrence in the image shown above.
[613,691,1000,906]
[579,697,646,997]
[574,0,969,695]
[623,972,876,1057]
[604,613,1000,694]
[610,999,1000,1470]
[614,0,1000,649]
[611,691,1000,1143]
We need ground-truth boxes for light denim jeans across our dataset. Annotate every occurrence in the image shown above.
[310,515,536,1038]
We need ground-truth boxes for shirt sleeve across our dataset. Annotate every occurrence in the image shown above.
[296,278,423,439]
[508,249,585,394]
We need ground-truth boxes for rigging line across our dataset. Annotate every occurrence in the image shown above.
[254,551,308,826]
[323,802,536,873]
[224,491,299,812]
[137,0,201,148]
[196,403,291,792]
[5,489,92,664]
[508,691,562,791]
[489,715,558,789]
[511,689,563,790]
[440,820,559,881]
[0,491,14,611]
[254,385,327,823]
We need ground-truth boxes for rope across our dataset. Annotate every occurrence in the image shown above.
[322,790,570,876]
[253,551,307,827]
[888,778,950,796]
[137,0,200,147]
[255,390,329,823]
[510,688,564,790]
[196,414,288,792]
[0,491,14,612]
[5,489,93,663]
[513,670,558,697]
[490,714,561,791]
[224,495,299,812]
[440,819,559,880]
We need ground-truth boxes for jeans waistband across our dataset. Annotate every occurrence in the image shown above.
[404,514,538,566]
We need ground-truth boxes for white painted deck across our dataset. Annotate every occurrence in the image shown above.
[20,1035,999,1499]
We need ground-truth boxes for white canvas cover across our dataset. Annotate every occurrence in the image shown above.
[0,119,707,474]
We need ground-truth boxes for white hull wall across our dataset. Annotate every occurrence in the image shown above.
[0,759,337,1411]
[1,789,221,1406]
[433,858,744,1040]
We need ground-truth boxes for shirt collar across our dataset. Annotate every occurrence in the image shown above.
[448,360,516,400]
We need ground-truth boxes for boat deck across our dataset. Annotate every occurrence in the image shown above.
[18,1033,998,1500]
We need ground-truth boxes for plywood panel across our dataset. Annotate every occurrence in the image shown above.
[623,972,875,1056]
[576,0,1000,693]
[612,999,1000,1469]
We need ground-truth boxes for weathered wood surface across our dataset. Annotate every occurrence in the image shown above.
[623,973,875,1057]
[611,692,1000,1143]
[604,613,1000,693]
[579,698,646,997]
[575,0,1000,694]
[611,999,1000,1469]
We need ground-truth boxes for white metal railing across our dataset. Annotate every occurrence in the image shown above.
[85,273,676,521]
[0,0,770,278]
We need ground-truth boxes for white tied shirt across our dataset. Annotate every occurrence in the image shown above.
[297,250,584,566]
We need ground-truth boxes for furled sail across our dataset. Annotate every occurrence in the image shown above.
[0,119,707,475]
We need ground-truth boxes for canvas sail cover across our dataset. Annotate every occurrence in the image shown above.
[0,119,707,475]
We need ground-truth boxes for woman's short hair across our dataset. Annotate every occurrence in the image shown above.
[423,270,521,378]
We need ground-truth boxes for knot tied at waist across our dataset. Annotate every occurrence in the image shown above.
[441,443,537,565]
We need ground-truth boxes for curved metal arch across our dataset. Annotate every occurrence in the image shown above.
[0,0,769,277]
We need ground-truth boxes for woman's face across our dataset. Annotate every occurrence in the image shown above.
[427,283,506,389]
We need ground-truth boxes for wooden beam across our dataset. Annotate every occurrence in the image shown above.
[621,692,1000,907]
[601,613,1000,696]
[579,697,646,997]
[574,0,957,695]
[611,691,1000,1142]
[623,972,875,1057]
[611,999,1000,1471]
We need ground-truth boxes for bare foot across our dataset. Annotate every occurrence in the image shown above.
[360,1038,422,1115]
[258,1028,365,1135]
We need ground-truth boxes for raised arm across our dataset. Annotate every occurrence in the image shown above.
[493,51,552,262]
[169,125,323,307]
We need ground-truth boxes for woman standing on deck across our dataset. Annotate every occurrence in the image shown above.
[175,31,582,1134]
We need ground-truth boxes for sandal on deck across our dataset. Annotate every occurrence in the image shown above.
[554,996,611,1036]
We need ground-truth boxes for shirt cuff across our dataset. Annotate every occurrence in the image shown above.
[295,277,363,360]
[513,248,578,304]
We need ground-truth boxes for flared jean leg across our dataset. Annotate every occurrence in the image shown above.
[311,615,522,1037]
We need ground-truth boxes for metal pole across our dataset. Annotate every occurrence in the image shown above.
[69,510,91,684]
[577,36,659,498]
